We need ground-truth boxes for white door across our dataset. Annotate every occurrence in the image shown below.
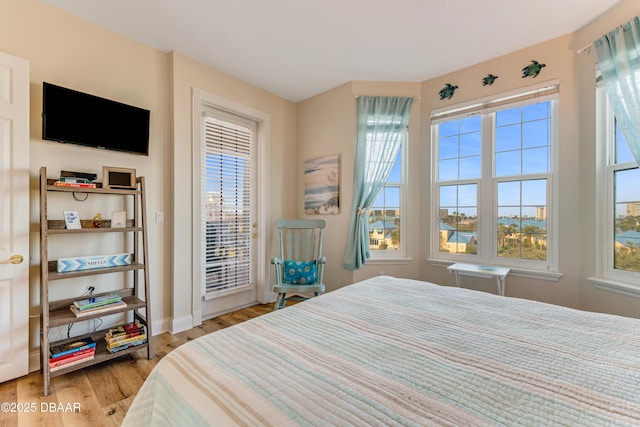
[191,89,270,323]
[200,110,258,318]
[0,51,30,382]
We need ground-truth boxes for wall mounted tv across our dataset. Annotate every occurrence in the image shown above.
[42,82,150,156]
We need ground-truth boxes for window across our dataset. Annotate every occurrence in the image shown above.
[598,88,640,282]
[431,85,557,270]
[369,140,405,255]
[368,128,407,258]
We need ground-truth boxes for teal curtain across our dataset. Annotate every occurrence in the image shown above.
[343,96,413,270]
[594,16,640,165]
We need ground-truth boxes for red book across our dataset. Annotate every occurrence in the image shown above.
[49,348,95,368]
[49,346,94,363]
[50,355,95,372]
[54,181,97,188]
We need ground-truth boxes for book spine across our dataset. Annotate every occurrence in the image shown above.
[50,355,95,372]
[107,334,147,349]
[60,170,97,180]
[50,349,96,368]
[75,300,123,310]
[73,294,123,309]
[107,338,147,353]
[105,322,144,338]
[50,342,96,359]
[70,302,126,317]
[49,347,94,363]
[58,177,93,184]
[54,181,97,188]
[106,330,145,344]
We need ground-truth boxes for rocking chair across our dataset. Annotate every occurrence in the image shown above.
[271,219,326,310]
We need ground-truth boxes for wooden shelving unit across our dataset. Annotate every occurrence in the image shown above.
[39,167,153,395]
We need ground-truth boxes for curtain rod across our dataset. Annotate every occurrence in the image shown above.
[354,95,420,100]
[577,42,593,54]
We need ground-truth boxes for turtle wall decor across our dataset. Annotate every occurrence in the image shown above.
[439,83,458,100]
[521,60,546,78]
[482,74,498,86]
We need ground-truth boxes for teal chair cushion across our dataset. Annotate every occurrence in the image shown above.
[284,260,317,284]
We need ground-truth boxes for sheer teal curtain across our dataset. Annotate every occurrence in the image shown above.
[594,16,640,165]
[343,96,413,270]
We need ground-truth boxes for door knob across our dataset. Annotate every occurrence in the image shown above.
[0,254,24,265]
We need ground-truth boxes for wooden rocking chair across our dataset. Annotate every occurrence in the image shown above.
[271,219,326,310]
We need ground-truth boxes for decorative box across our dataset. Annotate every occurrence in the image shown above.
[57,253,132,273]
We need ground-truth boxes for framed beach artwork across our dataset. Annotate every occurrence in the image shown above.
[304,154,340,214]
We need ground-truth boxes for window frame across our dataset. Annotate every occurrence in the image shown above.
[368,128,408,260]
[430,84,559,271]
[597,86,640,285]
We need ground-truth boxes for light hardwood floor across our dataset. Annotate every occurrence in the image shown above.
[0,303,274,426]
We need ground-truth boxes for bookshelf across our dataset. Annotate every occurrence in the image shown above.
[39,167,153,395]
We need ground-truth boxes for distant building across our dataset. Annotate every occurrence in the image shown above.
[438,222,476,253]
[369,220,398,250]
[205,192,224,221]
[370,209,399,218]
[445,231,477,253]
[535,206,547,221]
[626,202,640,217]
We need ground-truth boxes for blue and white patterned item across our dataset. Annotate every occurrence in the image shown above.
[283,260,317,284]
[57,253,132,273]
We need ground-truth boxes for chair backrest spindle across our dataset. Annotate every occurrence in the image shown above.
[272,219,326,309]
[276,219,325,263]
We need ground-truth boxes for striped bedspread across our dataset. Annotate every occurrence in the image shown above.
[122,276,640,426]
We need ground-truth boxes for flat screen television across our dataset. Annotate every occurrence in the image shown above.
[42,82,150,156]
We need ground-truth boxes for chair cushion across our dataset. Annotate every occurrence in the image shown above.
[283,260,317,284]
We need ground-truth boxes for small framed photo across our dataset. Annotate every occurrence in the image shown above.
[103,166,136,190]
[64,211,81,229]
[111,211,127,228]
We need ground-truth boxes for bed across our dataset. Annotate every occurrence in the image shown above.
[122,276,640,426]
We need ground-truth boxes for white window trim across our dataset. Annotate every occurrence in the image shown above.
[430,82,559,273]
[591,86,640,289]
[369,126,409,260]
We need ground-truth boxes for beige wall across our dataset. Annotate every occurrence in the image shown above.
[170,52,297,329]
[420,34,581,306]
[1,0,173,370]
[297,0,640,318]
[574,0,640,317]
[296,81,422,290]
[2,0,640,375]
[0,0,297,371]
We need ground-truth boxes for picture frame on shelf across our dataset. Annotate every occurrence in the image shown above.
[111,211,127,228]
[63,211,81,229]
[103,166,136,190]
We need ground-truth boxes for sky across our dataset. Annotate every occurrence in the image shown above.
[355,101,639,220]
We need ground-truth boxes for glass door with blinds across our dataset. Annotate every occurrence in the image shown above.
[200,111,257,304]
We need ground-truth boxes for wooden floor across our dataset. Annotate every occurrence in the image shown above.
[0,303,274,427]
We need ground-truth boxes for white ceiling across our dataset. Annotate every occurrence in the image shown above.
[43,0,621,102]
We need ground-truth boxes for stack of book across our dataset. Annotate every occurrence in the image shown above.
[49,337,96,372]
[105,321,147,353]
[70,293,127,317]
[53,170,97,189]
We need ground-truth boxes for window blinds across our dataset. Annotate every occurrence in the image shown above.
[201,115,255,294]
[431,82,559,124]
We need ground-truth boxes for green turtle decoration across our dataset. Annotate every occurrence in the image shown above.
[482,74,499,86]
[521,60,546,78]
[439,83,458,100]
